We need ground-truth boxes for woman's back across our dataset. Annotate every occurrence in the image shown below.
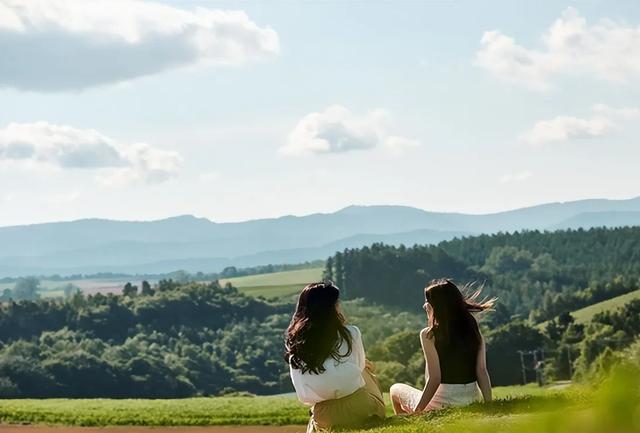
[290,325,366,405]
[433,331,477,384]
[286,281,386,431]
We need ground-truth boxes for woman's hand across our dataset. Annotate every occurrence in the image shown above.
[400,402,418,414]
[364,359,375,372]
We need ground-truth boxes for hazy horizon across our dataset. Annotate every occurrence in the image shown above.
[0,192,638,228]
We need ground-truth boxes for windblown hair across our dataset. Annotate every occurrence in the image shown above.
[424,279,496,354]
[284,281,353,374]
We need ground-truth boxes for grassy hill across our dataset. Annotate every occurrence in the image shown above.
[220,267,323,299]
[535,289,640,330]
[570,289,640,324]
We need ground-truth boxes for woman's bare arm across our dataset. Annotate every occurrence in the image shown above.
[412,328,441,413]
[476,333,492,402]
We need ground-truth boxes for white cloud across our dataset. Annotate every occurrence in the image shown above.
[520,116,613,145]
[591,104,640,120]
[519,104,640,145]
[500,171,532,183]
[0,0,279,91]
[281,105,419,156]
[0,122,181,186]
[475,8,640,90]
[198,171,220,183]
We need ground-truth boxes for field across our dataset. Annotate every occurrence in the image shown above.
[0,268,323,301]
[570,289,640,324]
[220,267,324,299]
[0,395,308,427]
[3,377,638,433]
[1,277,143,298]
[0,384,569,428]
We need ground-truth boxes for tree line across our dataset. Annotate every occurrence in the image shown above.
[0,281,291,397]
[324,227,640,322]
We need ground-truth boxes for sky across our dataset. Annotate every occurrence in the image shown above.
[1,0,640,227]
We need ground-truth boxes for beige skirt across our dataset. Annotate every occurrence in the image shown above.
[308,365,386,432]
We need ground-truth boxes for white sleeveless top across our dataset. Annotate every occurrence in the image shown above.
[289,325,366,405]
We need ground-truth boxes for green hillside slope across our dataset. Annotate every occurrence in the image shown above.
[220,267,323,299]
[570,289,640,323]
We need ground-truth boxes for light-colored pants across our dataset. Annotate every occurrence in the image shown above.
[391,381,481,412]
[308,364,386,432]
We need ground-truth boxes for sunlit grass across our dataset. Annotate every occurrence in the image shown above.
[220,267,323,299]
[0,384,573,427]
[350,367,638,433]
[571,289,640,324]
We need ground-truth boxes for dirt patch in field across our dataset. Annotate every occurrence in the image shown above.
[0,426,305,433]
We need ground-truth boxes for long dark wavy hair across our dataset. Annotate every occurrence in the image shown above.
[424,279,496,354]
[285,281,353,374]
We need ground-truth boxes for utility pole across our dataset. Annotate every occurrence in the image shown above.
[533,350,539,386]
[533,350,544,387]
[518,350,527,385]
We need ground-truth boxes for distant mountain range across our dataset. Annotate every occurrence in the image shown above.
[1,196,640,276]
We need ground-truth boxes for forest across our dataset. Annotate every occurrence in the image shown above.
[324,226,640,321]
[1,226,639,397]
[0,280,418,397]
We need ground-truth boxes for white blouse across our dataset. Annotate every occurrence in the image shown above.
[289,325,366,406]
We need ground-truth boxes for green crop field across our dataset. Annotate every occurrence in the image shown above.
[220,267,324,299]
[0,384,572,427]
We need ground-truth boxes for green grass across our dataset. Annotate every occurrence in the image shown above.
[349,367,640,433]
[221,267,324,299]
[221,267,324,287]
[0,396,308,426]
[570,289,640,324]
[356,392,585,433]
[235,284,305,299]
[537,288,640,330]
[0,384,571,427]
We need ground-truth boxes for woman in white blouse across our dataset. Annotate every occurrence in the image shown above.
[285,281,385,432]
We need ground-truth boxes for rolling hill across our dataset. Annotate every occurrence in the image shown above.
[220,267,324,299]
[570,289,640,324]
[1,196,639,276]
[536,289,640,330]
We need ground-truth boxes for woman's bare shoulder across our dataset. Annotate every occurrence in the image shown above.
[419,327,434,341]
